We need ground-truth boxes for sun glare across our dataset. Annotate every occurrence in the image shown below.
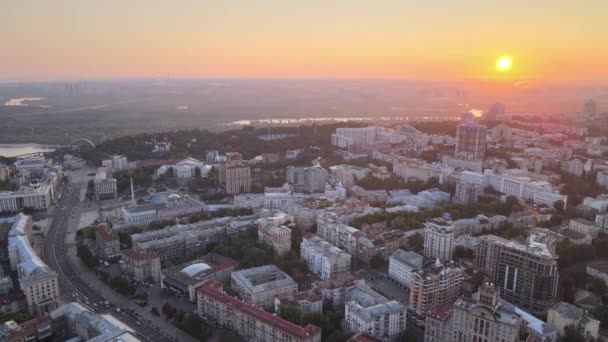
[497,56,512,72]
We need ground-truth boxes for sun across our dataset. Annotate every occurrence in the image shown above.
[496,56,512,71]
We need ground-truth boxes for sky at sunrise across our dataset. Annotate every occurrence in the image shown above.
[2,0,607,81]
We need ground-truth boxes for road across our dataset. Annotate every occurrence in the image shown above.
[44,178,174,342]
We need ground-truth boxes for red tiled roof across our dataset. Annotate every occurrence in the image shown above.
[96,222,117,242]
[198,281,321,339]
[427,305,452,321]
[121,248,159,261]
[348,332,383,342]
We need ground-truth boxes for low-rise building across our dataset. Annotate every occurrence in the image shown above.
[120,249,161,283]
[350,185,388,204]
[301,234,352,280]
[547,302,599,341]
[0,316,52,342]
[198,281,321,342]
[231,265,298,308]
[51,302,140,341]
[95,222,120,258]
[155,157,210,179]
[388,249,423,288]
[569,218,600,238]
[586,262,608,287]
[276,290,324,315]
[122,193,204,224]
[161,253,238,302]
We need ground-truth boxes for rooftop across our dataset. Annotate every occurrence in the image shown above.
[198,281,320,338]
[121,249,159,261]
[231,265,296,294]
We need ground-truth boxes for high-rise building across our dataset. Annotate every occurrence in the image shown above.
[484,102,509,122]
[476,232,559,315]
[286,166,328,193]
[423,218,455,261]
[583,99,597,117]
[0,164,9,182]
[409,259,463,317]
[222,164,251,194]
[455,114,487,161]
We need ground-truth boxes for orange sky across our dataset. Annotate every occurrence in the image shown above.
[2,1,607,81]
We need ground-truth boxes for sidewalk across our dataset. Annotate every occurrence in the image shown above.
[67,244,198,342]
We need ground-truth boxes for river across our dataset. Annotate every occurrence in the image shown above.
[0,144,57,157]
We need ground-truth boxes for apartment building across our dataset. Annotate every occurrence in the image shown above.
[301,234,352,280]
[423,218,455,261]
[258,224,292,256]
[476,233,559,315]
[6,214,59,315]
[388,249,423,288]
[547,302,599,341]
[101,154,128,171]
[120,249,161,282]
[95,222,120,258]
[231,265,298,308]
[425,283,525,342]
[198,281,321,342]
[286,166,328,193]
[409,260,464,317]
[345,281,407,341]
[93,167,117,200]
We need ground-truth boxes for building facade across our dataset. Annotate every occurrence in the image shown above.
[231,265,298,308]
[120,249,161,282]
[476,233,559,316]
[423,218,455,261]
[388,249,423,288]
[198,281,321,342]
[301,234,352,280]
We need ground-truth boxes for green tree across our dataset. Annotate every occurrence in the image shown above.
[279,304,302,325]
[408,233,424,252]
[369,255,386,269]
[554,200,565,214]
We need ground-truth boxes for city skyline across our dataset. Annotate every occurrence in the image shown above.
[2,1,607,82]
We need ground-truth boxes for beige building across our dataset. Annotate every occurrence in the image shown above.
[198,281,321,342]
[569,218,600,238]
[409,260,463,317]
[547,302,599,341]
[222,164,251,194]
[120,249,161,282]
[95,222,120,258]
[258,224,292,256]
[424,283,555,342]
[0,164,9,182]
[231,265,298,308]
[423,218,455,261]
[301,233,352,280]
[6,214,59,315]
